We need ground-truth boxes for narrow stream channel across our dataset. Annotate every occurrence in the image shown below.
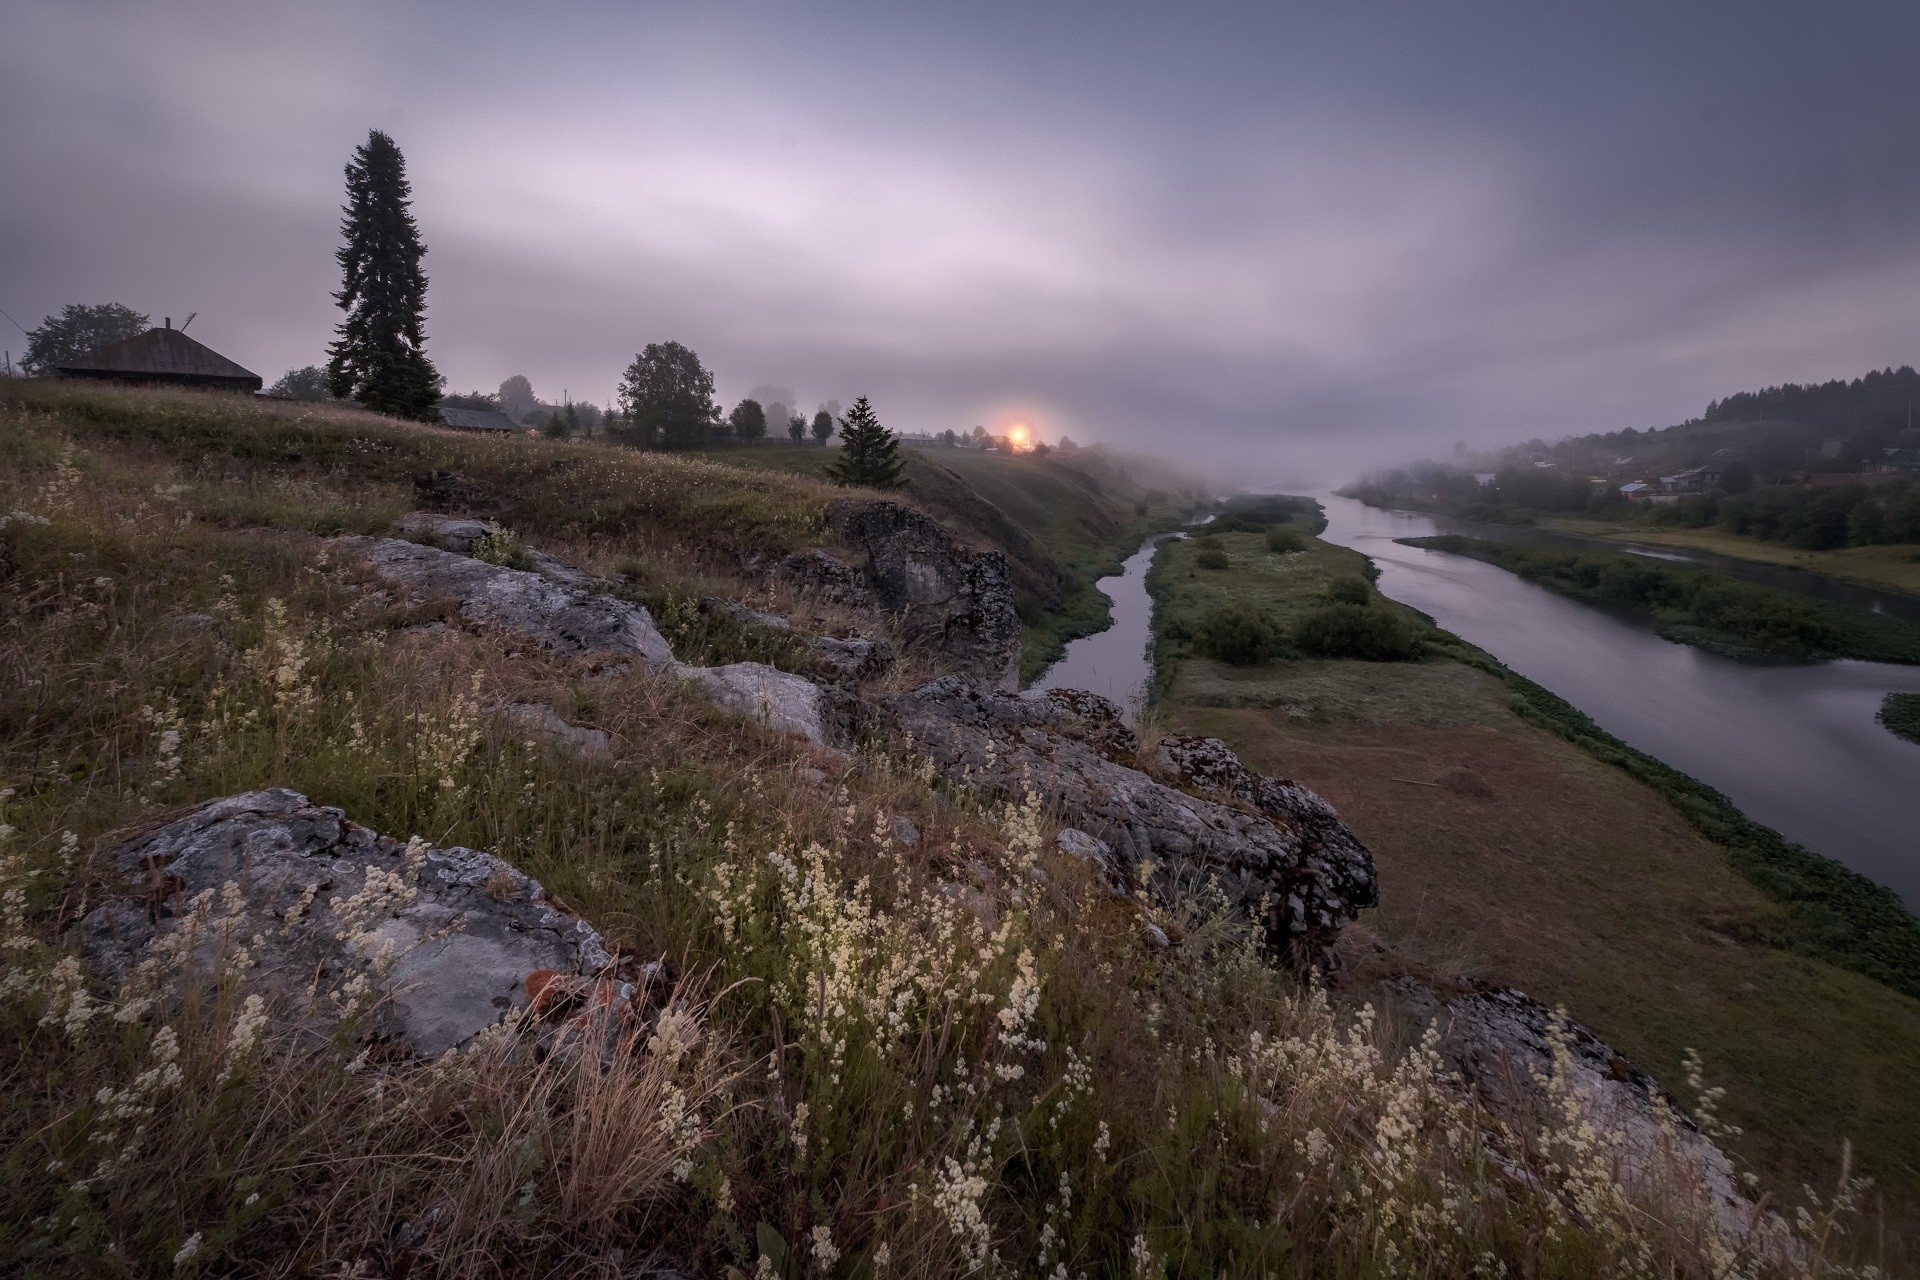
[1028,495,1920,905]
[1032,534,1169,717]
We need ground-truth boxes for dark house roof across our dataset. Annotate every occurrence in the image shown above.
[57,325,261,392]
[439,406,518,432]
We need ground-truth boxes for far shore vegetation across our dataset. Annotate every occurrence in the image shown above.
[1343,364,1920,600]
[1398,534,1920,662]
[1881,691,1920,743]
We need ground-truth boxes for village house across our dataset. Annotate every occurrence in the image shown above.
[55,319,261,392]
[438,406,517,433]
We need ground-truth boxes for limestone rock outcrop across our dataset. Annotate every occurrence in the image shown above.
[342,522,839,748]
[774,549,873,608]
[80,790,622,1057]
[500,702,612,759]
[342,535,676,670]
[884,676,1378,958]
[828,500,1021,691]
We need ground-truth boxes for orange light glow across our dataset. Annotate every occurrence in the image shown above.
[1008,422,1032,450]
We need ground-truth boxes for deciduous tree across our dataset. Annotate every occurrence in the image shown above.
[618,341,717,448]
[728,398,768,442]
[267,365,333,401]
[22,303,149,374]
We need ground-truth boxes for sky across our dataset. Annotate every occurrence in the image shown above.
[5,0,1920,482]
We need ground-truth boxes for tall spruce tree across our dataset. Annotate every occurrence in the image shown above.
[827,396,907,489]
[326,130,441,420]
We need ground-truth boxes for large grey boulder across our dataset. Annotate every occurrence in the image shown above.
[672,661,832,746]
[80,790,617,1057]
[1151,734,1370,884]
[339,535,676,670]
[884,677,1378,959]
[828,500,1021,691]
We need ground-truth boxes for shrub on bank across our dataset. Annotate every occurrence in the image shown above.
[1264,527,1306,554]
[1322,575,1371,605]
[1881,692,1920,744]
[1194,547,1231,570]
[1193,602,1289,665]
[1291,603,1421,661]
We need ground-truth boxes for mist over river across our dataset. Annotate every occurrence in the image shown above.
[1316,494,1920,907]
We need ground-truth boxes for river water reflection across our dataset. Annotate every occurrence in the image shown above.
[1315,493,1920,906]
[1033,534,1166,716]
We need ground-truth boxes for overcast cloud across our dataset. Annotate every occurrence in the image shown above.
[5,0,1918,482]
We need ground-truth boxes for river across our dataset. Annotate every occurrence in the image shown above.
[1034,496,1920,906]
[1032,534,1168,716]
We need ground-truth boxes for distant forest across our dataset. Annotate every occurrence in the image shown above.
[1344,364,1920,548]
[1703,366,1920,434]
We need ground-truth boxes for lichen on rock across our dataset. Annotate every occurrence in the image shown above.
[81,789,621,1058]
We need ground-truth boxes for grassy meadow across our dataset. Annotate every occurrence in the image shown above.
[0,381,1900,1276]
[1147,516,1920,1229]
[1541,515,1920,599]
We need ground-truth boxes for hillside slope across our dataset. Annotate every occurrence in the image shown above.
[0,382,1885,1277]
[694,442,1210,678]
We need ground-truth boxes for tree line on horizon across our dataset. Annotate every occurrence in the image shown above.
[12,130,917,488]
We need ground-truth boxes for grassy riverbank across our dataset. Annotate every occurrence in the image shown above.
[1399,534,1920,662]
[691,443,1209,679]
[1541,514,1920,599]
[1147,507,1920,1218]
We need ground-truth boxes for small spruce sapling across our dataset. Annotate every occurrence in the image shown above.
[826,396,907,490]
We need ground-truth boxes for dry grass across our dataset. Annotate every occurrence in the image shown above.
[1173,684,1920,1236]
[0,381,1898,1277]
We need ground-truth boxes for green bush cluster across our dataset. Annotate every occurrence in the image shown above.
[1191,603,1288,665]
[1264,527,1306,554]
[1321,575,1371,605]
[1881,692,1920,744]
[1207,493,1317,534]
[1290,602,1421,661]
